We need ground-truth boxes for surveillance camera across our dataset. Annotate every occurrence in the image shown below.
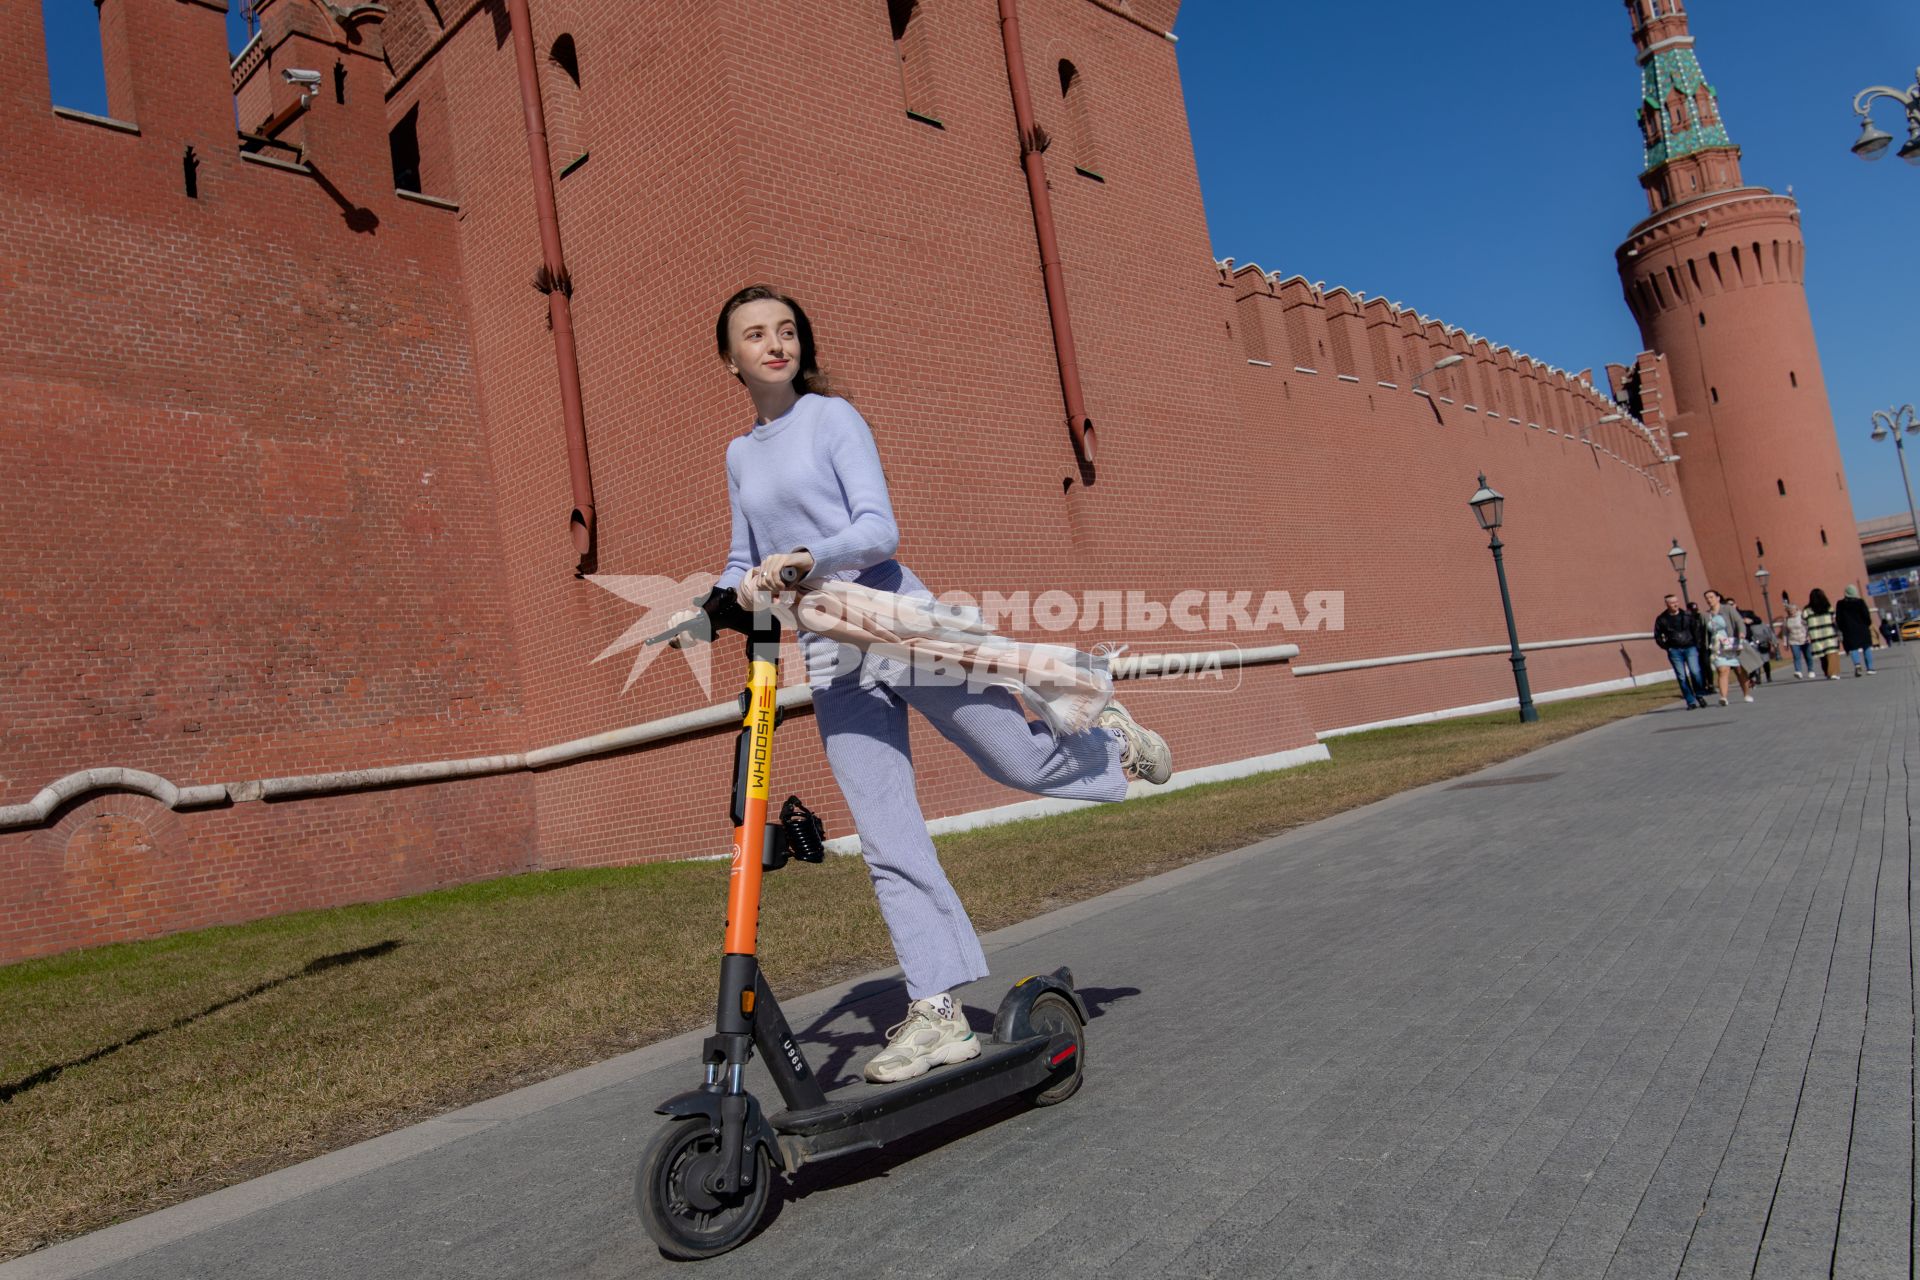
[282,68,323,87]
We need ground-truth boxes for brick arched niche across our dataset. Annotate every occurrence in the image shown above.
[34,791,187,941]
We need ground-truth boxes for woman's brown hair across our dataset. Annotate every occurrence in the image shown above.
[714,284,831,397]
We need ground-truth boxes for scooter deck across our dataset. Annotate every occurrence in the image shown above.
[767,1031,1070,1166]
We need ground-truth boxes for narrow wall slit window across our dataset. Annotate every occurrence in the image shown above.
[390,105,422,193]
[888,0,942,127]
[545,35,588,176]
[1058,59,1101,180]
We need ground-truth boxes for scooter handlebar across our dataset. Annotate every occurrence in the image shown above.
[642,611,708,647]
[641,583,766,648]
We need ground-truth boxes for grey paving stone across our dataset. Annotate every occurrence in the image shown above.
[9,652,1916,1280]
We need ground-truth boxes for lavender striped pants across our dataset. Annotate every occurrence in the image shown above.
[813,668,1128,999]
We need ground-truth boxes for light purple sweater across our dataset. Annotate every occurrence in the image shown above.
[712,394,926,683]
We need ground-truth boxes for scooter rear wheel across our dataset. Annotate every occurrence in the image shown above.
[636,1115,771,1260]
[1025,991,1086,1106]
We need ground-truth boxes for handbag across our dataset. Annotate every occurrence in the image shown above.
[1738,643,1764,674]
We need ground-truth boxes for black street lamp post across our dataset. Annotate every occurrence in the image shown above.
[1754,564,1777,633]
[1668,539,1692,609]
[1469,474,1538,724]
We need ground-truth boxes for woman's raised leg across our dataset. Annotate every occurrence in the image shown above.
[895,675,1129,803]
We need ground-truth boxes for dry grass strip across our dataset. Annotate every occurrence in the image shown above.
[0,684,1670,1258]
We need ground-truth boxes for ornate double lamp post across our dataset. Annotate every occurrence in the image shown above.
[1668,539,1692,609]
[1469,474,1538,723]
[1851,68,1920,165]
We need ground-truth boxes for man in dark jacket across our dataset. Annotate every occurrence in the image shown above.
[1835,584,1877,676]
[1654,593,1705,708]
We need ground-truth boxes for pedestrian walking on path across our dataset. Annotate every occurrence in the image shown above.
[1686,601,1711,678]
[669,284,1172,1084]
[1739,608,1775,683]
[1653,592,1706,708]
[1701,589,1753,705]
[1782,602,1813,678]
[1835,584,1877,676]
[1804,588,1841,679]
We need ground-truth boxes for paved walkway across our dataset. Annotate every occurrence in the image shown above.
[10,651,1918,1279]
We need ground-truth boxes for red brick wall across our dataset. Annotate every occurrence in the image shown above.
[3,778,537,963]
[0,0,1724,963]
[0,0,531,959]
[1222,266,1697,734]
[402,0,1325,881]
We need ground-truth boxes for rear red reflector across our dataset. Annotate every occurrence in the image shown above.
[1049,1046,1077,1065]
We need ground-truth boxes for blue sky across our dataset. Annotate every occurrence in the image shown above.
[39,1,258,103]
[35,1,1920,521]
[1171,0,1920,525]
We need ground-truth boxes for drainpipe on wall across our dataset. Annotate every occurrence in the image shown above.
[996,0,1096,477]
[507,0,596,570]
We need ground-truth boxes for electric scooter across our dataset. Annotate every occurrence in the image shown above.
[634,576,1088,1260]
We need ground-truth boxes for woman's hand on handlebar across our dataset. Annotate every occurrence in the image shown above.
[736,550,815,610]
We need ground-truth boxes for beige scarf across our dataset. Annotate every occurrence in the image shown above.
[771,581,1115,735]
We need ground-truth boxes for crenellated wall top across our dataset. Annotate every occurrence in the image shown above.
[1216,258,1680,487]
[1218,259,1621,408]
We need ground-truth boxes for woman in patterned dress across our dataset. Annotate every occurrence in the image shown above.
[1803,588,1841,681]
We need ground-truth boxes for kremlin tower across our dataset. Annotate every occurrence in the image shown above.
[1614,0,1869,605]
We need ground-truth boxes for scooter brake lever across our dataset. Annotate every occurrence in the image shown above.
[642,617,703,647]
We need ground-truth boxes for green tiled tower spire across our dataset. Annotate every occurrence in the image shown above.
[1639,42,1731,168]
[1624,0,1745,214]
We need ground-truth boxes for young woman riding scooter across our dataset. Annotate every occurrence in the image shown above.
[667,284,1172,1084]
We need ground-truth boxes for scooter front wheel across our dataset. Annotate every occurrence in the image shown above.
[636,1115,772,1260]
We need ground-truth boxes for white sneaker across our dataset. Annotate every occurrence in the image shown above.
[1098,700,1172,784]
[863,999,981,1083]
[1744,695,1754,703]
